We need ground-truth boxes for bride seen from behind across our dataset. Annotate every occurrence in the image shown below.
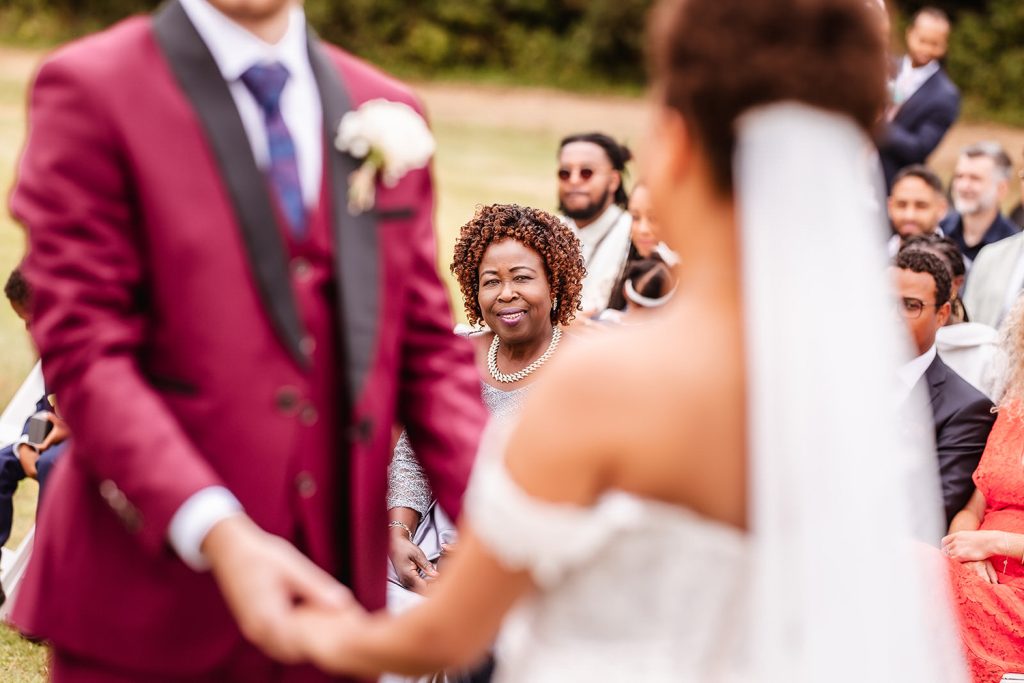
[288,0,967,679]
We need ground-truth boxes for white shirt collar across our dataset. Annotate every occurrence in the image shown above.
[899,56,940,82]
[898,344,936,393]
[179,0,309,82]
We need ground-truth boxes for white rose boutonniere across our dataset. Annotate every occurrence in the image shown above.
[334,99,436,215]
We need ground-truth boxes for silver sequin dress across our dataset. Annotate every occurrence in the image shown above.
[387,382,531,513]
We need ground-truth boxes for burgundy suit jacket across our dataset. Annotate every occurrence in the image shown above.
[9,1,486,675]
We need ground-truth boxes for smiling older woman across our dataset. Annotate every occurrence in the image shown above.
[385,204,584,597]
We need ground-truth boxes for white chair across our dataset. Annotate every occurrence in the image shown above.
[0,360,43,620]
[0,360,44,446]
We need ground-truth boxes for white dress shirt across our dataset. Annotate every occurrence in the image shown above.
[897,344,937,404]
[169,0,324,570]
[179,0,322,206]
[893,57,940,108]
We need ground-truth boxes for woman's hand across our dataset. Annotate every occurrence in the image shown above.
[963,560,999,584]
[293,603,370,674]
[941,530,1003,563]
[388,531,437,593]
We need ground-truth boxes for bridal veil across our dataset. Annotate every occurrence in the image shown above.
[737,103,967,681]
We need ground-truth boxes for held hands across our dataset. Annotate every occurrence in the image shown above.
[204,514,354,663]
[941,530,1003,564]
[291,603,371,675]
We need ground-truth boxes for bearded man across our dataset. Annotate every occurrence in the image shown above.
[557,132,634,315]
[941,142,1019,265]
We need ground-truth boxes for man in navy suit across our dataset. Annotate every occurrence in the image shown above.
[879,7,959,190]
[894,249,995,526]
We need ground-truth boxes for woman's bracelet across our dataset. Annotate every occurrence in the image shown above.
[388,520,412,539]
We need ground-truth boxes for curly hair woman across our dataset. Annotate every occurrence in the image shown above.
[383,205,585,652]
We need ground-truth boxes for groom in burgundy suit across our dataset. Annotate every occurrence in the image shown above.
[9,0,486,679]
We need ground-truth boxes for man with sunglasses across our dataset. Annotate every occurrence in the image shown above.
[894,248,994,526]
[557,132,634,316]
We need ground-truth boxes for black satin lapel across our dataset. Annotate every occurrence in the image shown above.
[307,35,380,404]
[152,0,308,368]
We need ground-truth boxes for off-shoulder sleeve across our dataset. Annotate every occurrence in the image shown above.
[465,417,643,588]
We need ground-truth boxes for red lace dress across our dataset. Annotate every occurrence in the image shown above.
[948,407,1024,682]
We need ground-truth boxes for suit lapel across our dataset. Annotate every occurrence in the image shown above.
[152,0,308,368]
[307,35,380,405]
[924,355,945,408]
[894,69,942,124]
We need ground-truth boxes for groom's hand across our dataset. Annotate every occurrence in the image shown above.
[203,514,351,663]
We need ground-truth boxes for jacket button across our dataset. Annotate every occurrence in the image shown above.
[349,417,373,443]
[295,471,317,499]
[299,404,319,426]
[290,257,312,281]
[275,387,301,414]
[299,335,316,356]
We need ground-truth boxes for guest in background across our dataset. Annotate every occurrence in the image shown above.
[886,164,947,257]
[557,132,633,316]
[1009,153,1024,229]
[894,249,995,525]
[605,182,679,312]
[878,7,959,190]
[941,296,1024,682]
[598,259,676,325]
[0,267,69,606]
[384,204,584,681]
[387,205,584,593]
[902,236,1002,399]
[623,182,679,265]
[941,142,1019,264]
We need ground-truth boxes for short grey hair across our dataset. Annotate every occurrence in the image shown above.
[960,141,1014,181]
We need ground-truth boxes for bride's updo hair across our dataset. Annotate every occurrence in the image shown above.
[650,0,888,194]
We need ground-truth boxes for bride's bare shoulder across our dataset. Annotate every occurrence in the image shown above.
[505,310,745,507]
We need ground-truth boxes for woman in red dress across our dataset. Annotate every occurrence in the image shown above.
[943,301,1024,681]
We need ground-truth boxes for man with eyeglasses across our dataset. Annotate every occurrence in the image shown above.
[894,249,994,526]
[557,132,634,316]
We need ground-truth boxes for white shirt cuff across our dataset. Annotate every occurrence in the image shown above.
[168,486,243,571]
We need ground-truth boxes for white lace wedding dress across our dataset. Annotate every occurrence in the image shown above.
[465,420,749,682]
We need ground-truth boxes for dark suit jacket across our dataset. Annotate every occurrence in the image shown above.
[9,1,486,674]
[919,355,995,525]
[879,65,960,189]
[941,211,1020,263]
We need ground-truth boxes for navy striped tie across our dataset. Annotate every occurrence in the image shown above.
[240,62,307,239]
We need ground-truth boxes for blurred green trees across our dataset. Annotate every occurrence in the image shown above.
[1,0,654,91]
[4,0,1024,123]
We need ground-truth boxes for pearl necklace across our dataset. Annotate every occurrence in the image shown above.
[488,326,562,384]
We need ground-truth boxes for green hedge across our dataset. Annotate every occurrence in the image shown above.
[946,0,1024,126]
[3,0,1024,122]
[0,0,653,92]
